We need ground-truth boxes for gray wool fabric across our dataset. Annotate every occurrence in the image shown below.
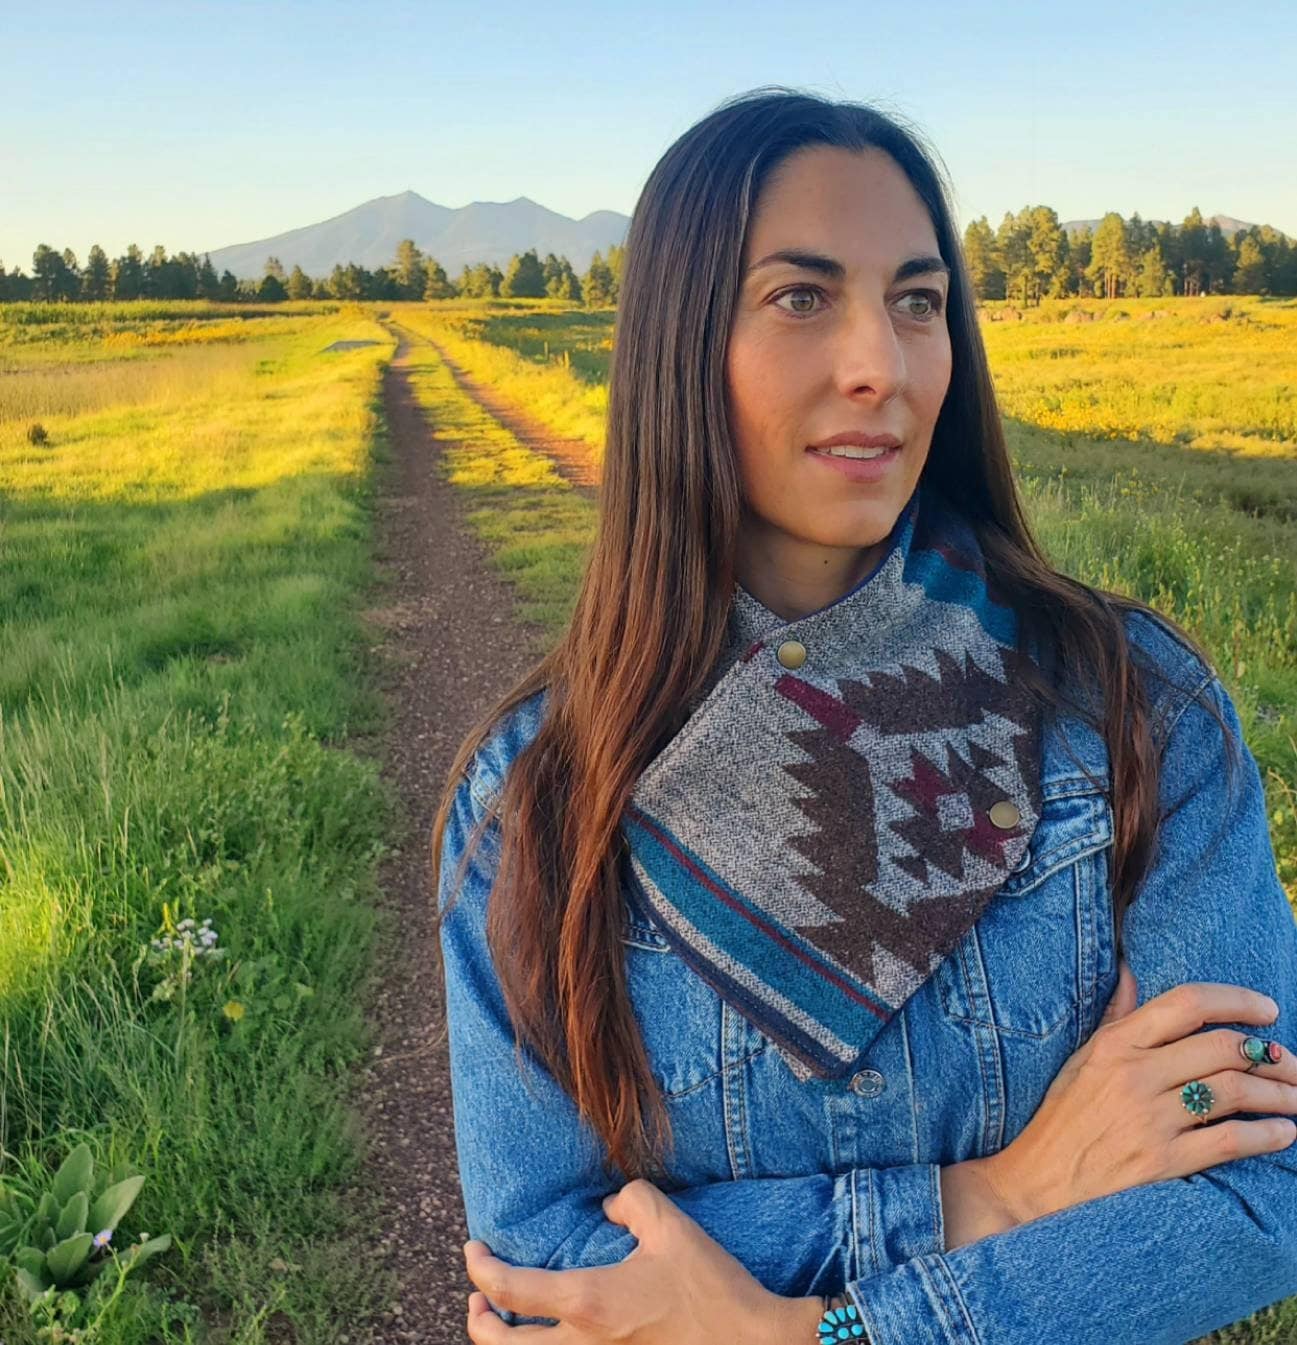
[619,486,1043,1082]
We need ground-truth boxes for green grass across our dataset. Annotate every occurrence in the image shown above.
[389,318,596,631]
[0,307,400,1342]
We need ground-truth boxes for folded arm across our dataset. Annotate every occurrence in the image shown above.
[846,673,1297,1345]
[439,771,946,1326]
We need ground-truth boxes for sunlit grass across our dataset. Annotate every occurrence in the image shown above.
[392,323,596,630]
[0,304,399,1343]
[392,301,609,459]
[980,294,1297,456]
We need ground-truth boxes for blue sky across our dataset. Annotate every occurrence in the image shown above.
[4,0,1294,270]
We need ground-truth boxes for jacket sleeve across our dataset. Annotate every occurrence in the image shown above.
[845,670,1297,1345]
[439,770,945,1327]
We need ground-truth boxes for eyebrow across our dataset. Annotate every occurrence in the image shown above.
[745,248,951,284]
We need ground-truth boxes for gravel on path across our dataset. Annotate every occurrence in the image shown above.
[351,325,551,1343]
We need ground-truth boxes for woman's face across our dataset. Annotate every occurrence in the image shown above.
[725,145,953,617]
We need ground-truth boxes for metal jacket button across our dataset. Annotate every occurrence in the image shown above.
[849,1069,885,1098]
[776,639,807,670]
[988,799,1021,830]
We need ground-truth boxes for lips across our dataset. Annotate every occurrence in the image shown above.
[808,432,902,451]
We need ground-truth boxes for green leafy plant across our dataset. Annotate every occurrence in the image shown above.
[5,1143,170,1303]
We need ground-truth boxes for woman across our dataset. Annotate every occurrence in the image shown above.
[432,87,1297,1344]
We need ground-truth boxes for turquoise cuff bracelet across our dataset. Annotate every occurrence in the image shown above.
[817,1298,867,1340]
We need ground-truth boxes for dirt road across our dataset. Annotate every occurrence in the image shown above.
[353,327,554,1342]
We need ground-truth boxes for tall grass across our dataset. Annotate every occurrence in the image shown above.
[393,301,610,455]
[0,307,399,1343]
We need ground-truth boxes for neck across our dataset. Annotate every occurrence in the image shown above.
[734,519,888,622]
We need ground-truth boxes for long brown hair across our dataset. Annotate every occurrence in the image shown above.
[430,86,1231,1188]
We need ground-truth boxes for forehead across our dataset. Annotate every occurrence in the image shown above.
[743,145,938,259]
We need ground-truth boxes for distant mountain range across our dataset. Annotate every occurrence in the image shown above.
[203,193,1279,281]
[1060,213,1271,239]
[204,191,630,280]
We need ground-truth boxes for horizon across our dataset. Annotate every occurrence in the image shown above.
[5,0,1295,267]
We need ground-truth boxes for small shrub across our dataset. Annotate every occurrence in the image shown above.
[27,422,49,445]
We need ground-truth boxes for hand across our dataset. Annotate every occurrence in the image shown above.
[463,1177,822,1344]
[979,958,1297,1225]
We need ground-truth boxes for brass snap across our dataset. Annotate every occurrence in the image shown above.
[776,639,807,670]
[988,800,1022,830]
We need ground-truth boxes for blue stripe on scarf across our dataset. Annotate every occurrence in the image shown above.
[623,811,894,1054]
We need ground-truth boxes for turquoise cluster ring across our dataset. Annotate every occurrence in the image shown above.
[1181,1079,1215,1122]
[818,1301,867,1340]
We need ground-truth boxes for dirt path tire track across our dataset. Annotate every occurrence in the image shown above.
[354,326,549,1343]
[390,320,602,496]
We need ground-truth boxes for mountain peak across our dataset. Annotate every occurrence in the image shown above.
[205,192,629,279]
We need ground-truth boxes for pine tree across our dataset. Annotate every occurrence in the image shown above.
[258,273,287,301]
[217,269,239,301]
[541,252,564,293]
[1134,245,1169,298]
[501,248,547,298]
[1086,213,1130,299]
[111,245,144,300]
[1026,206,1068,303]
[583,249,616,306]
[286,264,314,299]
[423,258,455,300]
[605,242,626,302]
[1179,208,1208,296]
[197,254,220,300]
[1233,236,1267,294]
[961,217,1003,301]
[31,245,64,302]
[994,212,1032,305]
[82,244,110,300]
[393,239,426,300]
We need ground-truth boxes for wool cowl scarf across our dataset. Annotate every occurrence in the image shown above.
[620,484,1044,1083]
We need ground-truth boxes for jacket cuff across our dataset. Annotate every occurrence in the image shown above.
[847,1253,979,1345]
[852,1163,946,1278]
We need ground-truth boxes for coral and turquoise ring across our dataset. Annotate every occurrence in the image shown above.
[817,1302,866,1340]
[1181,1080,1215,1122]
[1241,1037,1282,1067]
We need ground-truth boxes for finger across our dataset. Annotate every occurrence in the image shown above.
[465,1246,609,1324]
[1124,982,1280,1050]
[1170,1068,1297,1127]
[1154,1029,1294,1092]
[467,1290,565,1341]
[1168,1115,1297,1176]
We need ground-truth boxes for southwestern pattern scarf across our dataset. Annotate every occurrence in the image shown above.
[620,485,1043,1083]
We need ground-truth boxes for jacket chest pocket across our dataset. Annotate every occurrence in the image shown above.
[933,784,1114,1042]
[619,911,768,1102]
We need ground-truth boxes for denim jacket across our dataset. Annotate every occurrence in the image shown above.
[438,608,1297,1344]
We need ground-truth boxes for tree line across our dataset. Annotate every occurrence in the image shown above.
[3,205,1294,305]
[0,238,625,305]
[963,206,1296,302]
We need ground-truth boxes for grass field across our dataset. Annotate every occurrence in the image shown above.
[2,294,1294,1344]
[0,303,400,1342]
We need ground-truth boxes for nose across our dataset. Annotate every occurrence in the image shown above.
[834,301,906,404]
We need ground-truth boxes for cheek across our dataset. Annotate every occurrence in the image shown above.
[726,330,807,455]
